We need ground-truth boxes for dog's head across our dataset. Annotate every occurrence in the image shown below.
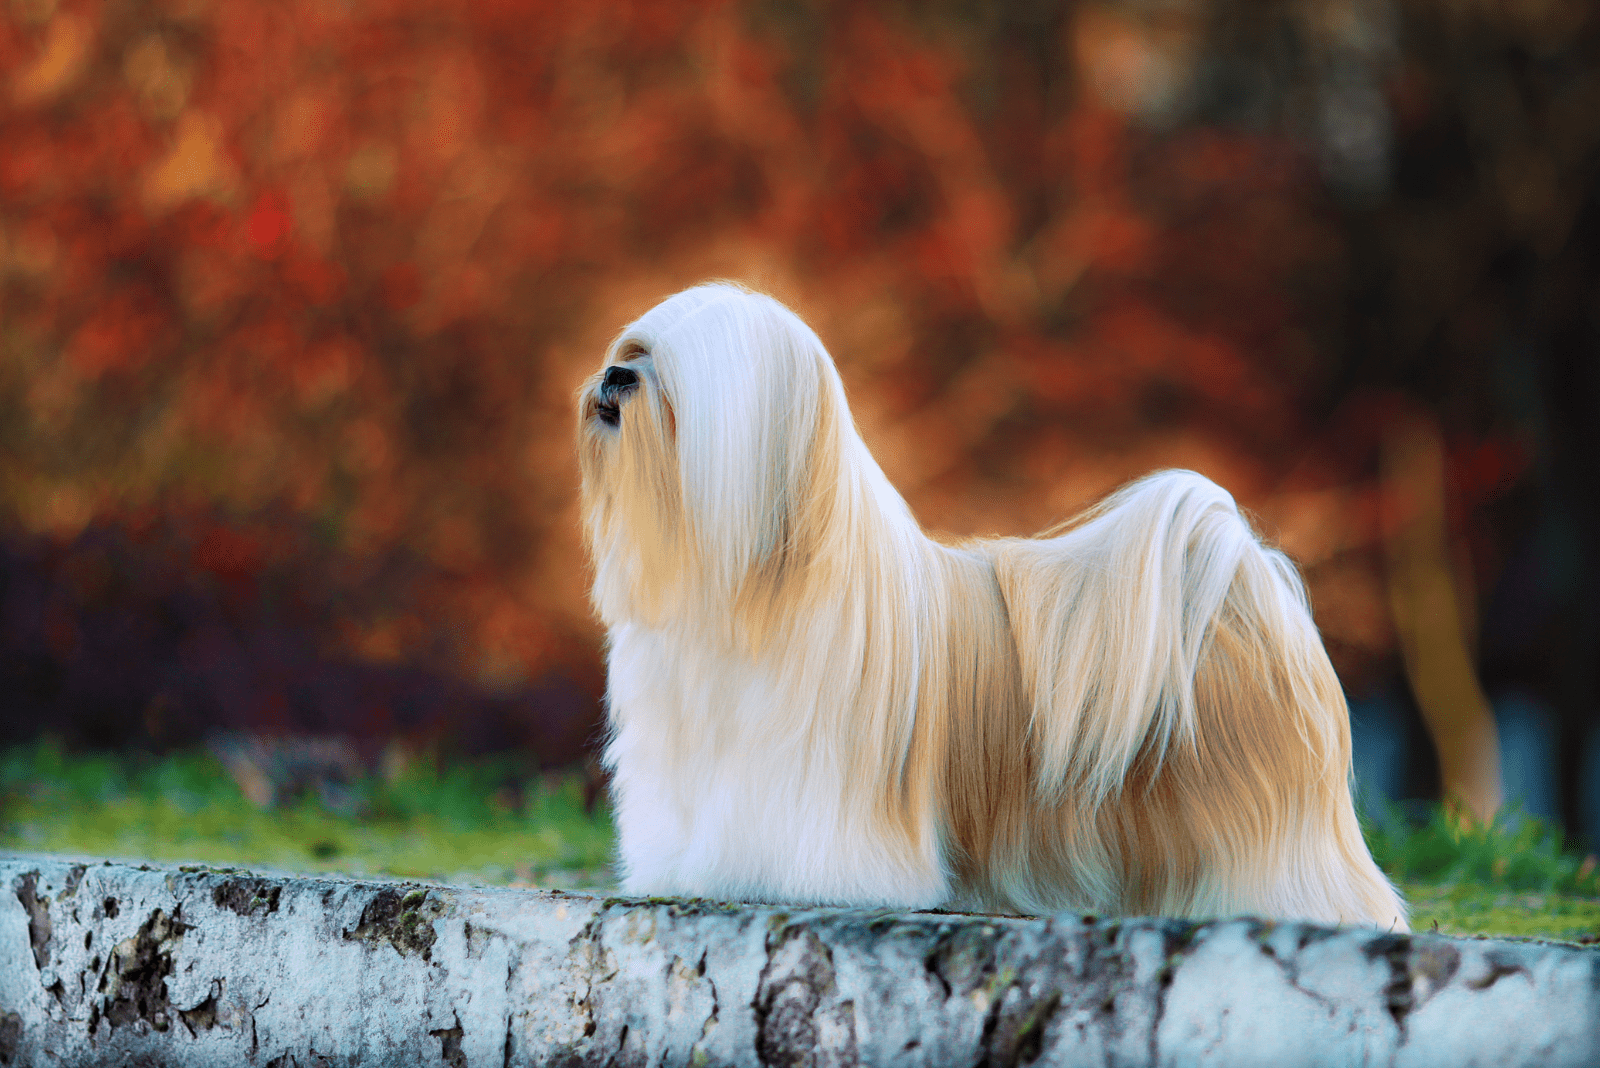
[578,283,868,630]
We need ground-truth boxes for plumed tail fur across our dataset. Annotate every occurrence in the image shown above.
[987,470,1406,925]
[997,471,1337,806]
[999,472,1253,806]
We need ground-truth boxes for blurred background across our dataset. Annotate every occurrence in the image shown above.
[1,0,1597,845]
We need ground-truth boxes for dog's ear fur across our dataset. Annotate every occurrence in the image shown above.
[654,286,835,596]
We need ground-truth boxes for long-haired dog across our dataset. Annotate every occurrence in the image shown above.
[578,283,1407,928]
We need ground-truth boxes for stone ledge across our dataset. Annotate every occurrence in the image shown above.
[2,855,1596,1067]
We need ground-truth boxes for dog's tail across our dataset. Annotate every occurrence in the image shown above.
[1001,470,1307,803]
[992,469,1405,925]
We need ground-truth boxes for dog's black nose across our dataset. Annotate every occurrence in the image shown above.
[596,364,639,427]
[603,365,638,390]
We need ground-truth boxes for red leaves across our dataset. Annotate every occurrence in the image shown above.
[282,254,347,306]
[246,192,294,259]
[0,0,1523,717]
[194,525,263,578]
[380,261,422,311]
[65,286,170,378]
[290,335,360,406]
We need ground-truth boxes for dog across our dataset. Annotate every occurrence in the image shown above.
[578,282,1407,928]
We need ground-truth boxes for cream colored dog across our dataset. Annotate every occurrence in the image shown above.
[578,282,1406,928]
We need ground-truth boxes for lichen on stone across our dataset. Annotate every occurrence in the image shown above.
[341,885,445,961]
[212,877,283,918]
[95,908,191,1034]
[13,872,53,973]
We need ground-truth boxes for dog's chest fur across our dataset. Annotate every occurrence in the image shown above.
[600,546,1038,910]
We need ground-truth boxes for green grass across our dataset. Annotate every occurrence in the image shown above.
[0,740,615,888]
[1399,882,1600,942]
[1366,803,1600,943]
[4,742,1600,943]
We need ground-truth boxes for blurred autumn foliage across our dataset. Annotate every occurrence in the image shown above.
[1,0,1597,816]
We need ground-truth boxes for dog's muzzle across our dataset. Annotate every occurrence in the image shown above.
[596,365,639,427]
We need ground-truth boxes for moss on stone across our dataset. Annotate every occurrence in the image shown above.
[1402,881,1600,943]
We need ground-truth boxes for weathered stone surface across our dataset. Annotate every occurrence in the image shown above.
[1,854,1596,1066]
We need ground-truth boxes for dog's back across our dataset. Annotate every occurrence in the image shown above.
[967,470,1407,928]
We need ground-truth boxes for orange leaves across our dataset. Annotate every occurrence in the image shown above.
[142,110,240,212]
[0,0,1527,739]
[408,50,487,168]
[64,286,171,379]
[289,335,361,407]
[10,7,93,106]
[269,90,339,166]
[1031,202,1154,293]
[123,33,193,122]
[344,143,398,201]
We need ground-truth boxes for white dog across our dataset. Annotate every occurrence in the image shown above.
[578,282,1406,928]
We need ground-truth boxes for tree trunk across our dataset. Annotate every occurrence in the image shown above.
[2,856,1594,1067]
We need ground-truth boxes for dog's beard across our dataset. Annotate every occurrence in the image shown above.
[578,352,690,630]
[576,283,1408,930]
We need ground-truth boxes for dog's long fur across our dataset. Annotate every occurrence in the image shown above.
[578,282,1407,928]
